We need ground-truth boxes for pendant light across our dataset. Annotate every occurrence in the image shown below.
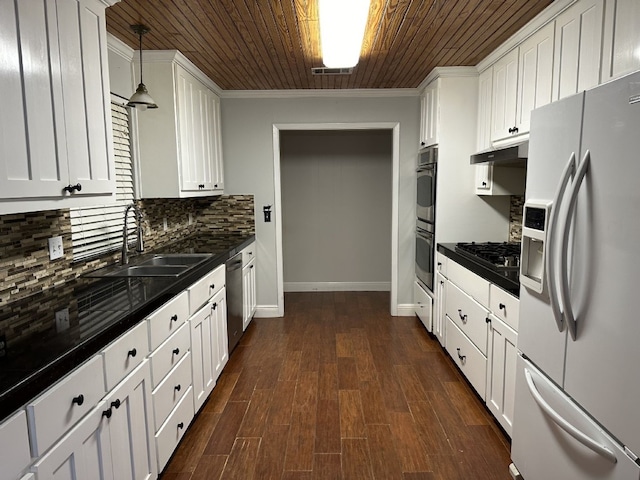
[127,24,158,110]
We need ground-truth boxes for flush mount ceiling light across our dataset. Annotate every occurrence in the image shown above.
[318,0,371,69]
[127,24,158,111]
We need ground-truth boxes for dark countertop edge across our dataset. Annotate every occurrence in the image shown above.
[0,233,256,423]
[437,243,520,298]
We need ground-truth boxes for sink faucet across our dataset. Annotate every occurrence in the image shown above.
[122,203,144,264]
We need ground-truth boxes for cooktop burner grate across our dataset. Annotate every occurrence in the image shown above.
[455,242,521,270]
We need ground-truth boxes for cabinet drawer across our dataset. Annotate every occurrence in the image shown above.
[149,321,190,388]
[489,284,520,331]
[0,410,31,480]
[240,241,256,267]
[155,386,194,472]
[188,265,225,315]
[414,280,433,332]
[148,291,189,351]
[27,355,105,457]
[436,251,448,277]
[447,260,490,307]
[446,317,487,399]
[446,281,489,355]
[152,352,192,430]
[102,321,149,391]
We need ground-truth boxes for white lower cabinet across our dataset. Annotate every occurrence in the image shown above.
[446,317,487,399]
[155,387,195,472]
[211,288,229,382]
[486,314,518,436]
[190,302,216,412]
[242,255,256,331]
[414,280,433,333]
[433,272,447,346]
[0,411,31,480]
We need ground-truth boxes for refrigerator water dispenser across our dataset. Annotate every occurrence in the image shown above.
[520,201,552,294]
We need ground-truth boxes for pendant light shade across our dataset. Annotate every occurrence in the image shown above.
[127,24,158,110]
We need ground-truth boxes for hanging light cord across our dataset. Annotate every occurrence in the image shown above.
[138,30,144,84]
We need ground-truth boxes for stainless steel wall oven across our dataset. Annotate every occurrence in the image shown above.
[416,145,437,292]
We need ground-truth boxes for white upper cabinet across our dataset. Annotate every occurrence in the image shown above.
[553,0,604,100]
[491,49,520,142]
[0,0,117,214]
[476,68,493,152]
[136,51,224,198]
[516,22,555,134]
[602,0,640,81]
[419,80,440,148]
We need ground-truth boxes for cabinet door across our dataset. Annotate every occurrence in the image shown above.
[176,66,201,193]
[491,49,519,142]
[204,90,224,192]
[474,165,492,194]
[420,81,439,147]
[602,0,640,81]
[476,67,493,152]
[190,302,215,412]
[211,287,228,380]
[0,410,31,480]
[31,401,114,480]
[105,361,157,480]
[486,315,518,437]
[516,22,555,134]
[553,0,604,100]
[434,272,446,347]
[242,260,256,331]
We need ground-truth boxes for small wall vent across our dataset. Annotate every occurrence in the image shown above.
[311,67,353,75]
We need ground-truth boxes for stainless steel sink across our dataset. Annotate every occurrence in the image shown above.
[84,253,212,278]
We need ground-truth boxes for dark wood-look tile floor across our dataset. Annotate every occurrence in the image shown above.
[161,292,512,480]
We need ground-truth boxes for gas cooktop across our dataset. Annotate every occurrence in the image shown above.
[455,242,521,271]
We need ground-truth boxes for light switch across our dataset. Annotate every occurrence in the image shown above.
[48,236,64,260]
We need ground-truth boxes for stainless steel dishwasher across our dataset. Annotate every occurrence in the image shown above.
[225,253,244,353]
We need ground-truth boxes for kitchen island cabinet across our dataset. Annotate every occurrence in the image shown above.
[135,51,224,199]
[0,0,118,215]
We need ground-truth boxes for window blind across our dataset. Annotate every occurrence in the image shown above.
[71,103,135,261]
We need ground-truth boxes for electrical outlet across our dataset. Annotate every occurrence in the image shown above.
[48,236,64,260]
[55,308,70,333]
[188,213,194,225]
[163,218,168,231]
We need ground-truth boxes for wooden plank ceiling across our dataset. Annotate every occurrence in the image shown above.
[106,0,553,90]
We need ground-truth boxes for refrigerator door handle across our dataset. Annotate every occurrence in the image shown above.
[559,150,590,340]
[524,368,617,464]
[547,153,576,332]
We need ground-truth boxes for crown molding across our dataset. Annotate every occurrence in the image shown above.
[417,66,479,91]
[219,88,420,99]
[107,33,134,62]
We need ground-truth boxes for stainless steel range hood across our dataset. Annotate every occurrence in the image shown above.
[470,140,528,165]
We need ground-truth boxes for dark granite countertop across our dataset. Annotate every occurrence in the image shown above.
[0,232,254,422]
[437,243,520,297]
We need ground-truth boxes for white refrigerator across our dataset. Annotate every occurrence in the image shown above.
[511,70,640,479]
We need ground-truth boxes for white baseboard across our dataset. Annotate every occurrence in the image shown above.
[396,304,417,317]
[254,305,282,318]
[283,281,391,292]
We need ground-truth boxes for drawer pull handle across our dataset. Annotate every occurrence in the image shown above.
[127,348,137,358]
[175,384,181,392]
[102,407,112,419]
[210,284,215,290]
[177,422,184,430]
[111,399,121,409]
[212,302,217,310]
[456,348,466,363]
[458,309,467,323]
[172,348,180,356]
[499,303,506,311]
[486,317,492,324]
[171,314,178,322]
[72,394,84,406]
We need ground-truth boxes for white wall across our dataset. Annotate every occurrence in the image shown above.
[280,130,392,290]
[220,95,419,312]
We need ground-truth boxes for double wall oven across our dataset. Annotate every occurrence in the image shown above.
[416,145,437,292]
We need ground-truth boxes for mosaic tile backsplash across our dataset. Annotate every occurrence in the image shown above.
[0,195,254,304]
[509,195,524,243]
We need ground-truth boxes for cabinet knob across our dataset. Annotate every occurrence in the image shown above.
[499,303,506,310]
[72,394,84,406]
[421,141,426,146]
[508,126,519,134]
[458,309,467,324]
[172,348,180,356]
[111,399,121,410]
[177,422,184,430]
[174,384,181,392]
[456,348,466,363]
[482,181,487,186]
[210,283,215,290]
[171,314,178,322]
[127,348,137,358]
[212,302,218,310]
[102,407,112,419]
[250,265,254,269]
[214,184,218,188]
[486,317,492,324]
[63,183,82,194]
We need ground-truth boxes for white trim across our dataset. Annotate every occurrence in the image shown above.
[221,88,419,99]
[397,304,418,317]
[107,33,134,62]
[273,122,400,317]
[476,0,578,73]
[137,50,224,96]
[254,305,281,318]
[417,66,479,92]
[284,282,391,292]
